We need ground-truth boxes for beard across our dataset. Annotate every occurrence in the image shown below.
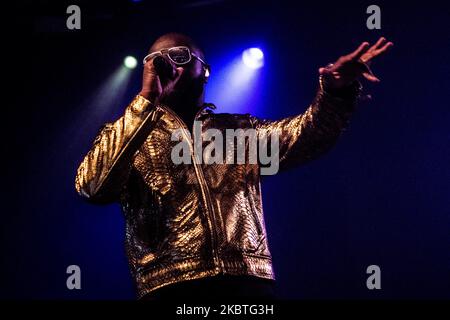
[160,74,205,108]
[160,73,205,110]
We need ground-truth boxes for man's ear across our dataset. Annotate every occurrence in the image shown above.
[204,65,211,80]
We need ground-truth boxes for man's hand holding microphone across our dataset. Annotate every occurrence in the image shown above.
[139,55,184,106]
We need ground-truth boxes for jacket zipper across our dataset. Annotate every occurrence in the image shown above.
[161,105,222,273]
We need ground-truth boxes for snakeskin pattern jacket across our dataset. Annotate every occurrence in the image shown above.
[75,78,360,298]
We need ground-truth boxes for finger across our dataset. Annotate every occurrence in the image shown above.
[357,60,374,74]
[162,67,185,93]
[363,72,380,82]
[361,41,394,63]
[375,41,394,55]
[144,58,153,68]
[349,42,370,60]
[172,67,185,83]
[176,66,184,76]
[371,37,387,50]
[144,54,158,67]
[144,57,159,73]
[319,67,331,75]
[367,42,393,61]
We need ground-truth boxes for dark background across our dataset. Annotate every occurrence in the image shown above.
[3,0,449,299]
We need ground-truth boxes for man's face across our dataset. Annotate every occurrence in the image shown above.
[149,37,206,106]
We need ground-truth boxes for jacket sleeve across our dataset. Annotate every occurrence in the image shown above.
[75,95,161,204]
[250,77,362,172]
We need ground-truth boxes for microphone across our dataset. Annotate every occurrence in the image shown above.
[153,56,176,80]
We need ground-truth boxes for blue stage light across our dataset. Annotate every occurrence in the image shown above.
[206,47,265,114]
[242,48,264,69]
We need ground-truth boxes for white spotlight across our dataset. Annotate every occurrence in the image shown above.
[242,48,264,69]
[124,56,138,69]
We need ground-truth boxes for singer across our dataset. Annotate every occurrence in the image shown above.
[75,33,393,300]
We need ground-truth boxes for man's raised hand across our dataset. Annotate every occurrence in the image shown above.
[319,37,393,89]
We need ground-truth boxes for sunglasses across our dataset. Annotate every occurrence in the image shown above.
[143,46,208,68]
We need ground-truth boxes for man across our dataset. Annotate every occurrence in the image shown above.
[75,33,392,299]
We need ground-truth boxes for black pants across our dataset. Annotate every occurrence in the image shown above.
[141,275,276,300]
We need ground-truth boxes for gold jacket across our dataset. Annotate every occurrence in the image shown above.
[75,79,360,298]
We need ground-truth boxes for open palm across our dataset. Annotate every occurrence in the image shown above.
[319,37,393,89]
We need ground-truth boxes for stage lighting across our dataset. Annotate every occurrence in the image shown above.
[242,48,264,69]
[124,56,138,69]
[206,47,265,114]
